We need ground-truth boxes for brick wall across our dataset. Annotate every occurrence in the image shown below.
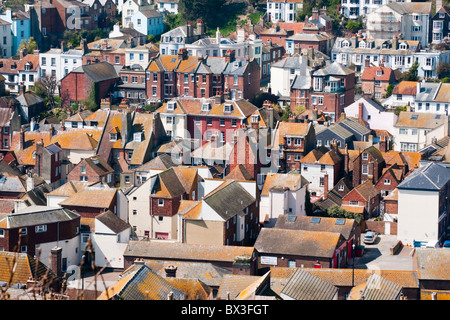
[364,220,397,235]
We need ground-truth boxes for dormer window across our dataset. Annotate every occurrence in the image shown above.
[376,70,382,76]
[24,63,31,71]
[223,104,232,113]
[167,102,175,111]
[359,41,365,48]
[110,133,117,141]
[201,103,210,111]
[251,115,259,123]
[342,40,349,48]
[133,132,143,142]
[399,43,407,50]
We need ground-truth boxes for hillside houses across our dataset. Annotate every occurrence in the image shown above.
[0,0,449,303]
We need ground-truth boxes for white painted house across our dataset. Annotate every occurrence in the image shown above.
[40,48,83,87]
[0,18,13,58]
[91,211,131,268]
[393,111,448,152]
[345,97,398,134]
[130,9,163,36]
[397,161,450,246]
[300,148,342,196]
[259,172,309,227]
[365,2,431,46]
[156,0,179,14]
[266,0,303,23]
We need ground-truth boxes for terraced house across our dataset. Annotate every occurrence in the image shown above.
[146,49,260,102]
[156,96,258,145]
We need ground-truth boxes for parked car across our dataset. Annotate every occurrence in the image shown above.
[364,231,378,244]
[443,240,450,248]
[425,240,440,248]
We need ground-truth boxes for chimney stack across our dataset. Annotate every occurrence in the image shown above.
[178,48,188,60]
[50,247,63,278]
[165,265,177,277]
[197,20,204,36]
[344,144,349,174]
[225,49,235,63]
[20,128,25,150]
[358,103,364,120]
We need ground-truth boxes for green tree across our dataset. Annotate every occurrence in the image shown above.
[85,82,99,111]
[345,19,362,33]
[436,62,450,79]
[17,36,38,55]
[385,84,394,98]
[178,0,226,27]
[401,61,419,81]
[327,205,363,223]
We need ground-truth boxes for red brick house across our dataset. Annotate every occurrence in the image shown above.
[352,145,386,188]
[85,0,116,29]
[146,49,260,102]
[291,62,355,123]
[361,64,396,100]
[341,179,381,219]
[254,227,347,271]
[67,155,114,186]
[60,62,120,107]
[382,187,398,220]
[260,24,293,47]
[223,55,260,101]
[116,65,147,104]
[53,0,94,31]
[148,167,199,240]
[261,42,285,81]
[374,164,404,199]
[34,142,63,188]
[0,207,80,259]
[82,38,127,66]
[271,120,317,172]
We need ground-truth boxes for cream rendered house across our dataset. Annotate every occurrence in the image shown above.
[393,111,448,152]
[156,99,188,140]
[397,161,450,246]
[91,211,131,268]
[259,172,309,227]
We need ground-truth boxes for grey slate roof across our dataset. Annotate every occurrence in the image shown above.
[290,74,311,90]
[312,62,354,76]
[96,210,130,234]
[280,269,338,300]
[222,59,249,76]
[203,180,255,221]
[327,124,354,140]
[415,82,440,102]
[337,118,371,136]
[72,62,119,82]
[7,207,79,228]
[397,161,450,191]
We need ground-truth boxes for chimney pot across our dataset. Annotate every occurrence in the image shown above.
[165,265,177,277]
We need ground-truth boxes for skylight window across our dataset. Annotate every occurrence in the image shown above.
[286,216,297,222]
[310,217,321,224]
[335,219,346,225]
[411,115,418,120]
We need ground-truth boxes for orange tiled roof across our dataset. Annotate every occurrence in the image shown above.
[361,66,394,82]
[392,81,417,96]
[60,188,116,208]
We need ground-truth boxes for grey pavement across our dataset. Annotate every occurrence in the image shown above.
[350,234,414,271]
